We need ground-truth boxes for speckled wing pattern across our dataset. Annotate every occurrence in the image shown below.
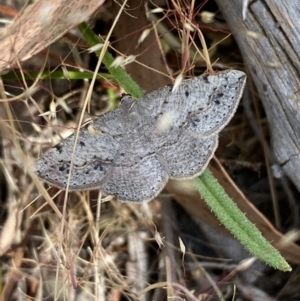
[35,70,246,202]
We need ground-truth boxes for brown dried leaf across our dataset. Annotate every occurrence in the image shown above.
[0,0,106,72]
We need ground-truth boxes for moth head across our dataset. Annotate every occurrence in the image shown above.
[120,94,137,110]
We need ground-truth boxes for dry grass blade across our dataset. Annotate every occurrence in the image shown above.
[0,0,298,298]
[0,0,106,73]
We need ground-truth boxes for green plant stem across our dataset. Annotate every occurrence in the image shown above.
[194,169,291,271]
[77,22,291,272]
[78,23,144,98]
[2,70,111,80]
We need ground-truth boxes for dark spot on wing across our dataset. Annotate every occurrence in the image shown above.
[55,144,63,153]
[190,118,199,127]
[214,99,220,105]
[185,91,189,97]
[59,164,68,172]
[217,92,224,98]
[80,141,85,147]
[202,74,209,83]
[94,162,104,171]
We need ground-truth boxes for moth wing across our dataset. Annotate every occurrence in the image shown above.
[133,70,246,179]
[134,70,246,136]
[35,108,125,190]
[184,70,246,136]
[102,127,169,203]
[150,126,218,178]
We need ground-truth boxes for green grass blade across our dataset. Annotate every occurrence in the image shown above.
[78,22,144,98]
[2,70,111,80]
[194,169,291,271]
